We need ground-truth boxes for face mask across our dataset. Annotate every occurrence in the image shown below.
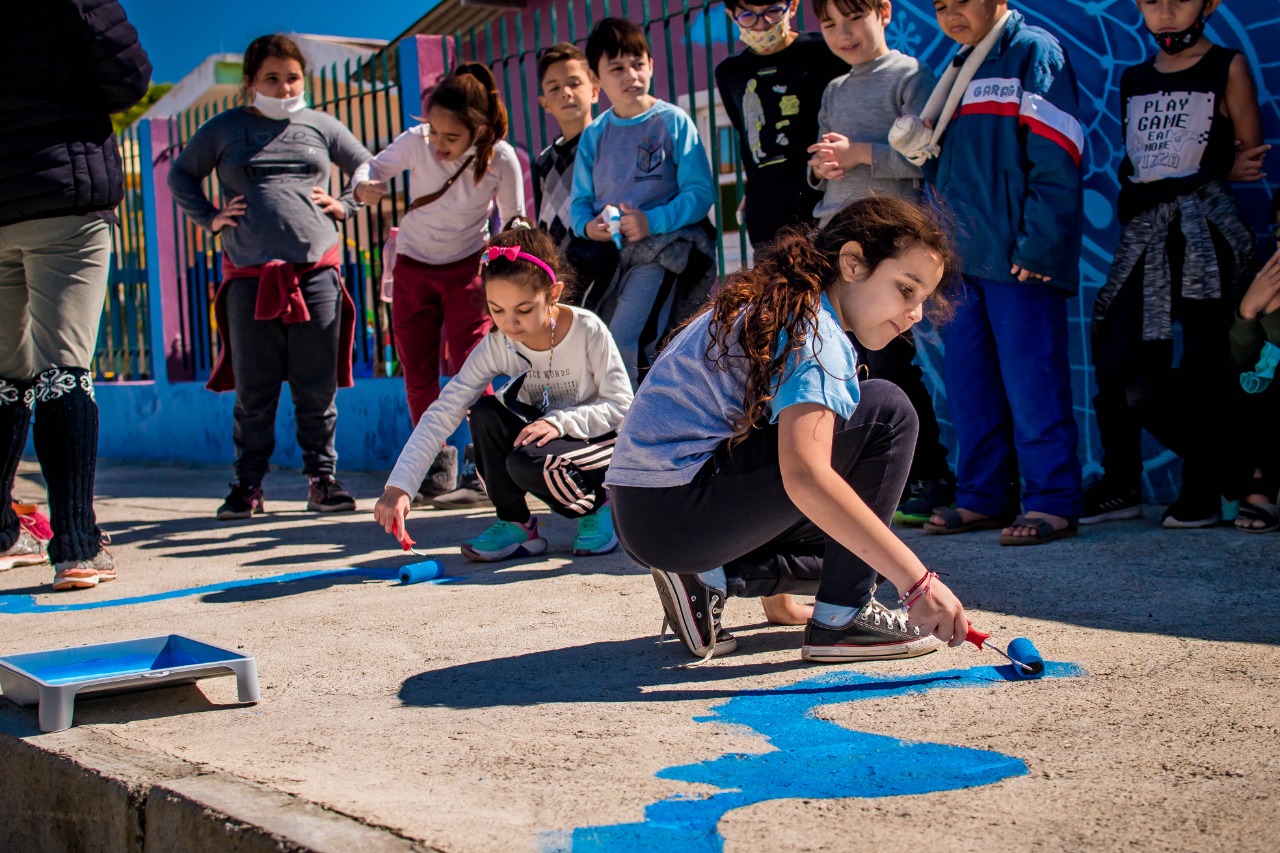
[737,15,791,53]
[253,91,307,120]
[1150,13,1207,55]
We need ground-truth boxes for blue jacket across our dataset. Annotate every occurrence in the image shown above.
[925,11,1084,291]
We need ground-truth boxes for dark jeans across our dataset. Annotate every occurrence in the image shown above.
[1235,381,1280,498]
[469,396,614,522]
[611,379,918,608]
[224,267,341,483]
[852,331,952,484]
[1091,253,1236,495]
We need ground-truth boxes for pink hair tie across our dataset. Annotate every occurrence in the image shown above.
[480,245,557,284]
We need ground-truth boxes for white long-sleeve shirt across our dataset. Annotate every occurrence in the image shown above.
[386,306,633,495]
[353,124,525,264]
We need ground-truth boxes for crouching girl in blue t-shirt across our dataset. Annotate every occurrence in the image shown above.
[607,196,968,664]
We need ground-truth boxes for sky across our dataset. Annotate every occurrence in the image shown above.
[119,0,436,84]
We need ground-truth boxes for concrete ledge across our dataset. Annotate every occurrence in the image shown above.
[0,710,430,853]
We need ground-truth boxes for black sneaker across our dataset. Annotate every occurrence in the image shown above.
[413,445,458,508]
[431,445,492,509]
[1161,491,1220,529]
[650,568,737,663]
[801,599,942,662]
[307,475,356,512]
[894,478,956,527]
[216,481,264,521]
[1080,477,1142,525]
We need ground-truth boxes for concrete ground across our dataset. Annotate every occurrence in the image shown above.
[2,458,1278,852]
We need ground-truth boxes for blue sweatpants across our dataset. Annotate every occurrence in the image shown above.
[943,276,1082,520]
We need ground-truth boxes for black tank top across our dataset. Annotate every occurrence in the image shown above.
[1117,45,1239,222]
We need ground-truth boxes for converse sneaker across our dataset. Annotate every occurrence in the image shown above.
[1080,477,1142,525]
[801,599,942,662]
[307,475,356,512]
[432,446,492,509]
[461,517,548,561]
[0,529,46,571]
[573,505,618,556]
[413,445,458,508]
[51,548,117,592]
[650,568,737,663]
[216,481,264,521]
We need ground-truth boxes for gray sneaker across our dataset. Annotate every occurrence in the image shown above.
[801,598,942,662]
[0,529,46,571]
[51,548,117,592]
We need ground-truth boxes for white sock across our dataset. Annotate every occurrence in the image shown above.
[697,566,726,592]
[812,601,859,627]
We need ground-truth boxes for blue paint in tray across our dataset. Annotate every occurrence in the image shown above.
[551,661,1082,852]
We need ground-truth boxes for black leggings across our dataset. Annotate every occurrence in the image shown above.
[611,379,918,608]
[468,396,614,523]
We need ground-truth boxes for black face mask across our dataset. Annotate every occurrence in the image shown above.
[1151,14,1207,55]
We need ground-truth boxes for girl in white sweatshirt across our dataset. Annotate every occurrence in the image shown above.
[353,62,525,501]
[374,221,633,561]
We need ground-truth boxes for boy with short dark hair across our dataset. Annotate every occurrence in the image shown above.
[714,0,849,249]
[908,0,1086,545]
[532,42,615,309]
[571,17,718,387]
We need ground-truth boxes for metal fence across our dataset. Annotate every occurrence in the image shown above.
[95,122,152,382]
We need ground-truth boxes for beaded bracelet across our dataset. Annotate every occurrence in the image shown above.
[899,571,938,612]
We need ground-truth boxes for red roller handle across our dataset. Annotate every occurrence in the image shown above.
[965,621,990,651]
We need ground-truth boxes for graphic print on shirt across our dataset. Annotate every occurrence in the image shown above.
[635,135,665,179]
[744,79,766,162]
[1126,90,1215,183]
[238,125,328,182]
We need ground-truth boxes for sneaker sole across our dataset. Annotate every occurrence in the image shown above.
[216,503,265,521]
[801,636,941,662]
[432,497,494,510]
[306,501,356,512]
[649,569,737,658]
[0,555,48,571]
[51,572,115,591]
[1161,515,1220,529]
[460,537,548,562]
[573,533,619,556]
[1079,505,1142,525]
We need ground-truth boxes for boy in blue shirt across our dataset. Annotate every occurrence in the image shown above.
[910,0,1085,545]
[571,17,718,386]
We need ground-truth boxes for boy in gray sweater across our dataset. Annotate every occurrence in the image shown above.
[806,0,936,222]
[806,0,954,525]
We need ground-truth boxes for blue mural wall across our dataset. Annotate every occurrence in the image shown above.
[888,1,1280,502]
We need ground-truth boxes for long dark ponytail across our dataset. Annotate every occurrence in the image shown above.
[427,62,509,183]
[707,196,956,444]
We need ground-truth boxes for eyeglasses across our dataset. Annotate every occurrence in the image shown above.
[733,5,789,28]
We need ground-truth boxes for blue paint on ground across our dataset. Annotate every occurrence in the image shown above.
[0,566,453,615]
[552,662,1082,852]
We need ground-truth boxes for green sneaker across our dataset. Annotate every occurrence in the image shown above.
[461,517,547,562]
[573,505,618,556]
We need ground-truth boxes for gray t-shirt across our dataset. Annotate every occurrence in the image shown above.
[168,107,372,266]
[811,51,935,224]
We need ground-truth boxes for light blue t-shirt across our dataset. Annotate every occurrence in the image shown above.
[606,293,859,488]
[569,99,716,238]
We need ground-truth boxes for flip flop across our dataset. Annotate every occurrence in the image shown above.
[922,507,1002,535]
[1234,501,1280,533]
[997,514,1079,546]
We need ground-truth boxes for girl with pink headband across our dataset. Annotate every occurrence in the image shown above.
[374,220,633,561]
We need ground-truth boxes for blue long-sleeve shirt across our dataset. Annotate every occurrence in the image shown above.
[570,99,715,238]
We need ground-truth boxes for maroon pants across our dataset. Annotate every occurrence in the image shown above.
[391,251,491,425]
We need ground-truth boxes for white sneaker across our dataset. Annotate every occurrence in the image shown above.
[52,548,117,591]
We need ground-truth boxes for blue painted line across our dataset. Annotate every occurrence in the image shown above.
[0,567,455,615]
[549,661,1083,852]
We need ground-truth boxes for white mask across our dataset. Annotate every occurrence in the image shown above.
[253,91,308,120]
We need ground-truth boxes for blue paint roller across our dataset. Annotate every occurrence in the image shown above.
[966,623,1045,679]
[399,560,443,585]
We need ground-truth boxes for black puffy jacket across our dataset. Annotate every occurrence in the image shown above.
[0,0,152,227]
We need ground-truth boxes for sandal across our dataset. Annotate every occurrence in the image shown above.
[922,507,1002,535]
[1234,501,1280,533]
[997,513,1079,546]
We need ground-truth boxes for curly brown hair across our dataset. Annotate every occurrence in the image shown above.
[479,218,577,304]
[707,196,957,445]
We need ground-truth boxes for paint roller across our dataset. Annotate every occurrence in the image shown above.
[393,522,445,585]
[965,623,1045,679]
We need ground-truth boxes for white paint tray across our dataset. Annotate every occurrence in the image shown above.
[0,634,259,732]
